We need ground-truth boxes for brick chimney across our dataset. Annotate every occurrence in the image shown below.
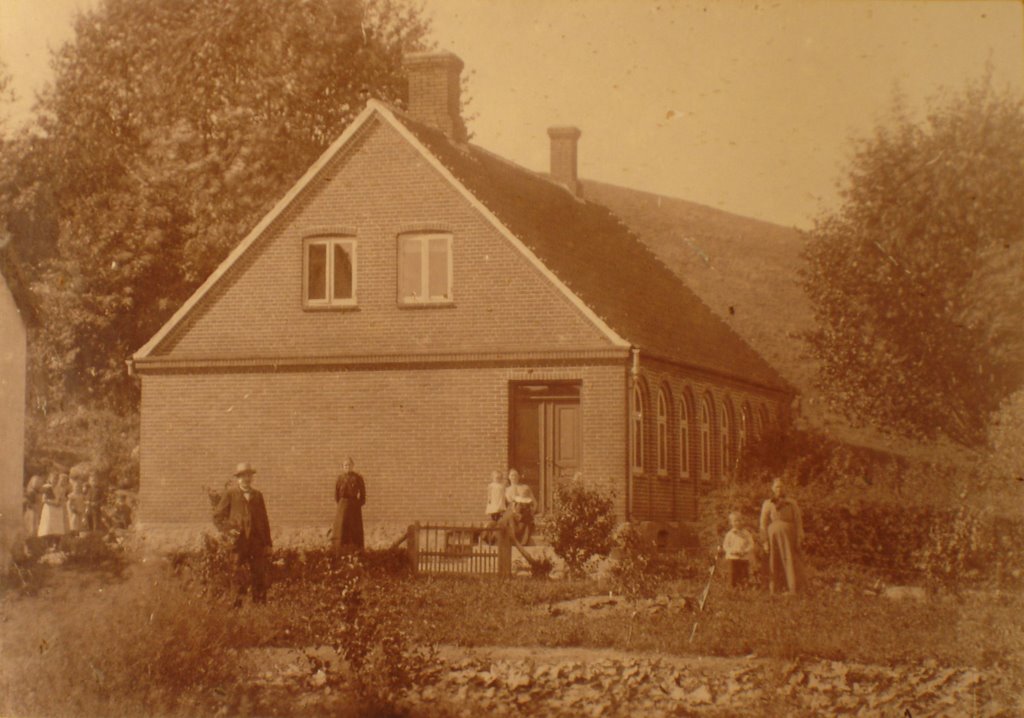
[548,126,582,196]
[404,51,467,142]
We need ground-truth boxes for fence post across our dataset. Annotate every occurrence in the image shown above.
[408,522,419,575]
[497,525,511,578]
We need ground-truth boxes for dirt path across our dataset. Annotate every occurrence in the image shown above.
[247,643,1017,717]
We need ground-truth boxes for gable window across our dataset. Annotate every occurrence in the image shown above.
[656,389,669,476]
[631,384,645,473]
[399,233,452,303]
[700,397,712,481]
[679,396,690,478]
[304,236,356,307]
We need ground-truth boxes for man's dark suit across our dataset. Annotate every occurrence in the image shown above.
[214,483,272,603]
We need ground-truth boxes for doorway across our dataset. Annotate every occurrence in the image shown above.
[509,382,581,513]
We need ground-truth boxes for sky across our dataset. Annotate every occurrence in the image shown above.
[1,0,1021,228]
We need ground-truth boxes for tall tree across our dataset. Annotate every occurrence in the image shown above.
[18,0,431,408]
[802,79,1024,446]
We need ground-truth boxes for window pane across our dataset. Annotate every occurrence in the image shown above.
[427,237,449,299]
[681,425,689,473]
[307,243,327,300]
[333,243,353,300]
[399,239,421,299]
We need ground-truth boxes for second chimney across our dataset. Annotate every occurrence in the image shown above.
[548,126,582,196]
[404,51,466,142]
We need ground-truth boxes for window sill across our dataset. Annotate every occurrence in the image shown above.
[397,300,456,309]
[303,303,360,312]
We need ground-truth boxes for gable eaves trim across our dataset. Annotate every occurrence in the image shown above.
[375,101,631,350]
[132,103,381,360]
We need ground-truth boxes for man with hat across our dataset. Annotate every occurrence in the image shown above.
[214,462,273,605]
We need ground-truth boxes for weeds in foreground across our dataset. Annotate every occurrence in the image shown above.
[0,564,245,718]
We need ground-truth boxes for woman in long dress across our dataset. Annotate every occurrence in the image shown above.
[332,457,366,555]
[37,474,68,549]
[759,477,806,593]
[23,474,45,537]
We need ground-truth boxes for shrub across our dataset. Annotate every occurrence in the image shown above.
[608,523,663,601]
[281,554,438,713]
[0,565,246,718]
[168,531,240,599]
[26,406,139,489]
[545,477,616,577]
[697,478,1024,589]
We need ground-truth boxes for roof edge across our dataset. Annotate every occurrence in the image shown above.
[133,102,382,360]
[376,102,631,350]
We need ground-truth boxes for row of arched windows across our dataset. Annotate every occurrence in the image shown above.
[631,381,773,481]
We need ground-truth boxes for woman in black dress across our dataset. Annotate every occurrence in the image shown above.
[332,457,366,555]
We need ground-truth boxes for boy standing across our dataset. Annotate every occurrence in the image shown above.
[720,511,755,588]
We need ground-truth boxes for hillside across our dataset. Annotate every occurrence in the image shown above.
[583,179,969,461]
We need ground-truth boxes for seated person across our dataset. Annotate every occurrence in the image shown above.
[502,469,536,544]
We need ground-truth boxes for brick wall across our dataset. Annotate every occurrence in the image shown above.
[138,362,628,536]
[629,357,790,523]
[157,117,612,361]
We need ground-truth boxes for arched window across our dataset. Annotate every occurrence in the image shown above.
[721,400,732,478]
[700,396,712,481]
[656,389,669,475]
[739,403,751,458]
[631,383,645,473]
[679,394,691,478]
[759,405,771,433]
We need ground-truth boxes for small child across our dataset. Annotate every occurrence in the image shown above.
[720,511,755,588]
[484,470,507,522]
[483,470,507,546]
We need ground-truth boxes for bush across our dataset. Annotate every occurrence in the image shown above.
[545,477,616,578]
[0,565,247,718]
[696,478,1024,589]
[608,523,663,601]
[26,406,139,489]
[276,553,438,713]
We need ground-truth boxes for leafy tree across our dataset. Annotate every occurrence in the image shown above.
[802,79,1024,446]
[11,0,431,409]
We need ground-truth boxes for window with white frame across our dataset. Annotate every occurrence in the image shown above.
[721,402,732,478]
[656,389,669,475]
[700,397,711,480]
[398,233,452,303]
[631,384,645,473]
[679,396,691,478]
[304,236,356,307]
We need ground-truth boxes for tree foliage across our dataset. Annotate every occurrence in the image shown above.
[802,79,1024,445]
[8,0,430,409]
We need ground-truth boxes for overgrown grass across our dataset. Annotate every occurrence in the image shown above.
[3,546,1020,718]
[0,563,249,718]
[349,572,1023,671]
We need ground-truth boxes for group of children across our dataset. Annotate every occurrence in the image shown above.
[23,468,133,550]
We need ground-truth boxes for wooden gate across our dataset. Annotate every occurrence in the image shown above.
[407,523,511,577]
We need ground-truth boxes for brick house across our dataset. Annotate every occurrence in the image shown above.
[0,238,36,569]
[131,51,792,544]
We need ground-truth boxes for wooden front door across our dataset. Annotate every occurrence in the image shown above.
[510,383,581,513]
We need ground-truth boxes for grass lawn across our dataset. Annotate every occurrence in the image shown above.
[322,571,1023,669]
[2,548,1021,717]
